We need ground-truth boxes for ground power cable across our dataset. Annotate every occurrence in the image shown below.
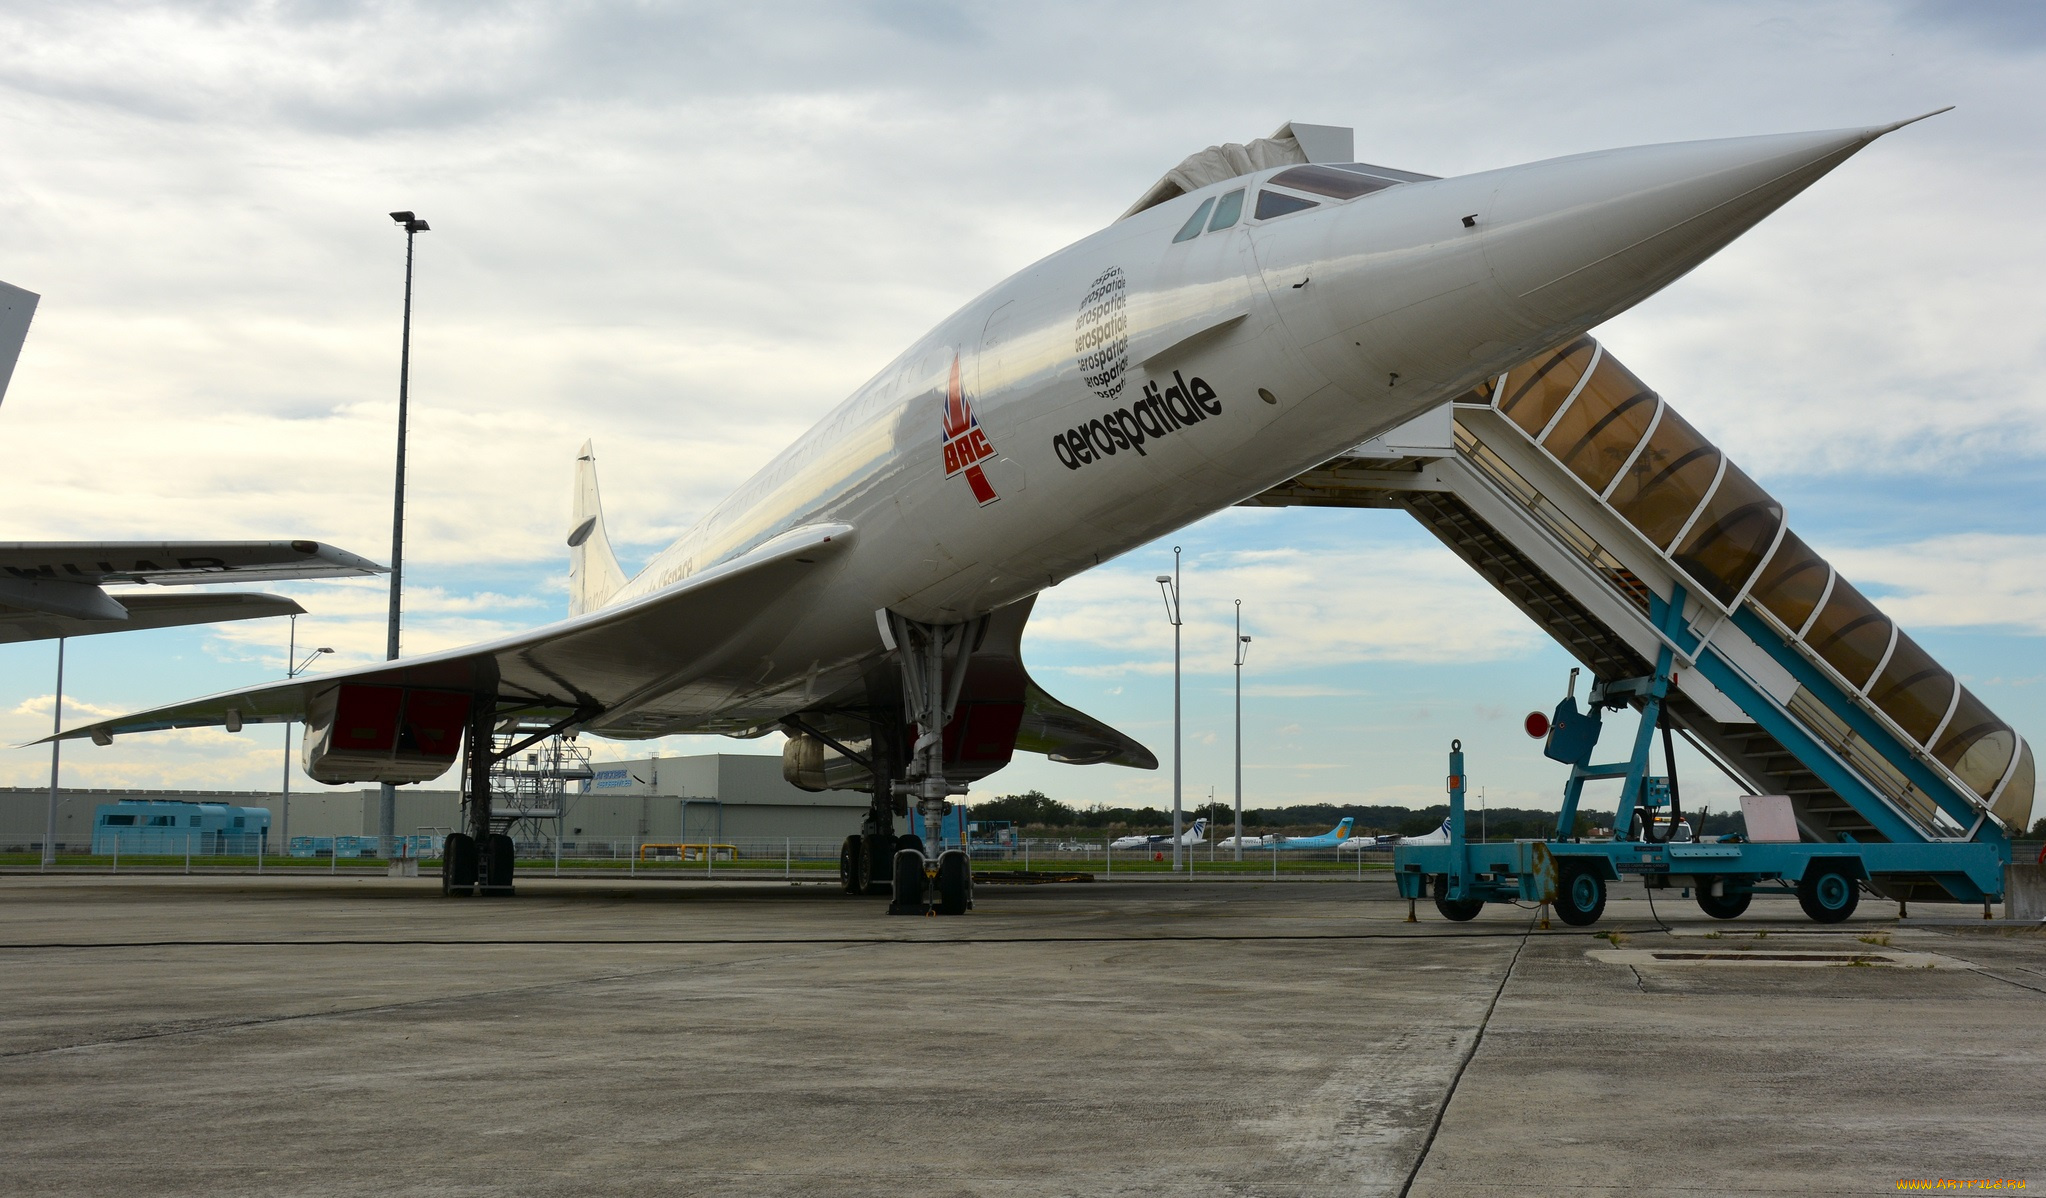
[1395,915,1533,1198]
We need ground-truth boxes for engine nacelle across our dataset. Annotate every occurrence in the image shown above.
[782,728,874,793]
[301,684,472,785]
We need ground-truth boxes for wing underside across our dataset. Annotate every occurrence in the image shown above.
[51,523,857,746]
[0,592,305,646]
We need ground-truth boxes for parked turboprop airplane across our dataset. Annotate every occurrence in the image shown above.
[0,279,384,644]
[1340,820,1451,851]
[1257,817,1355,851]
[51,114,1943,914]
[1110,817,1208,852]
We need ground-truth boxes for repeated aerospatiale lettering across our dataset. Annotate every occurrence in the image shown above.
[1052,369,1223,470]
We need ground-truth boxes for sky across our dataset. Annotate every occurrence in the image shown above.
[1,1,2042,828]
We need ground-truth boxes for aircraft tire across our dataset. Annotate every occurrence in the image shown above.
[1797,863,1860,924]
[1555,864,1606,927]
[481,833,515,895]
[1695,877,1751,919]
[441,832,477,897]
[896,833,925,857]
[887,849,927,916]
[858,833,895,896]
[935,849,973,916]
[839,836,861,894]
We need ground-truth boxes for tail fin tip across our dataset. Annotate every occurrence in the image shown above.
[569,440,628,617]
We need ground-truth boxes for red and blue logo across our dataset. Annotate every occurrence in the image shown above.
[940,355,999,506]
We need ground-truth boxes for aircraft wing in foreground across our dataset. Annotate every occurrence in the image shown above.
[1,280,385,645]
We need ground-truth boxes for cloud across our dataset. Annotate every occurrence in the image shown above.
[1027,537,1541,674]
[1829,534,2046,635]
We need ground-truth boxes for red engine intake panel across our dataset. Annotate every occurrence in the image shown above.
[301,684,472,785]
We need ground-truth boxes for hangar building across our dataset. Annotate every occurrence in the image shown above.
[0,753,865,852]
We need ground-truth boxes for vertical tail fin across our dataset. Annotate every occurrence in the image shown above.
[0,280,40,410]
[568,440,628,616]
[1334,817,1353,837]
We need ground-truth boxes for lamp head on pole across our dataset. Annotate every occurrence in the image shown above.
[390,211,430,233]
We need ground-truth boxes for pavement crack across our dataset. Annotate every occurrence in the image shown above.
[1965,966,2046,997]
[1395,915,1533,1198]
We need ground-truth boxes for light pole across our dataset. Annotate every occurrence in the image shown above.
[383,209,429,859]
[1155,547,1183,871]
[279,613,333,853]
[1234,600,1251,862]
[42,637,63,869]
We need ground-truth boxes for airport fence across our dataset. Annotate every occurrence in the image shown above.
[0,832,1402,878]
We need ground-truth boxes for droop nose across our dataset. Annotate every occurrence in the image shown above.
[1481,114,1944,331]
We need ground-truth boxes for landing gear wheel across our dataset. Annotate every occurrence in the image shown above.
[1797,865,1860,924]
[935,849,973,916]
[1695,877,1752,920]
[1555,864,1607,927]
[839,835,861,895]
[895,833,925,858]
[481,833,515,896]
[857,833,896,896]
[1431,875,1484,922]
[441,832,477,897]
[886,849,928,916]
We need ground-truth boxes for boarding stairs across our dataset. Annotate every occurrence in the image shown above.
[1244,337,2029,903]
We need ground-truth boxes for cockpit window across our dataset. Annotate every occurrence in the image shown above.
[1268,165,1396,200]
[1208,189,1244,231]
[1255,190,1318,221]
[1173,197,1215,243]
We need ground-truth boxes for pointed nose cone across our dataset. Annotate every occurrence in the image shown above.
[1482,118,1933,332]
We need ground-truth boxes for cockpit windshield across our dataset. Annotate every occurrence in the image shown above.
[1268,165,1395,199]
[1255,190,1318,220]
[1173,198,1215,243]
[1208,189,1244,231]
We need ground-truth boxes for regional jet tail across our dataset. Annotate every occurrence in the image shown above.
[52,115,1936,908]
[0,279,386,644]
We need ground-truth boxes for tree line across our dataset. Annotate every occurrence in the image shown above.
[963,790,1754,839]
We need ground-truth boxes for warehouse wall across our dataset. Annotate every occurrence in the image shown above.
[1,754,869,851]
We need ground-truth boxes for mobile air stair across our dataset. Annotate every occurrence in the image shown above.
[1244,337,2030,924]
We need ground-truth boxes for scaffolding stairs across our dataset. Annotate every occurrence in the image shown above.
[1244,337,2028,908]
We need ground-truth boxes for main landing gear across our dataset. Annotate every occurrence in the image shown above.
[881,613,979,917]
[840,776,912,897]
[443,704,573,898]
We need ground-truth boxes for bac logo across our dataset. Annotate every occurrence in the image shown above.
[940,354,999,506]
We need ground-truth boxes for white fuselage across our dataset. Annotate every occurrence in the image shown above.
[585,126,1897,736]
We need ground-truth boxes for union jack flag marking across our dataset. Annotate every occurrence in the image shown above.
[940,355,999,506]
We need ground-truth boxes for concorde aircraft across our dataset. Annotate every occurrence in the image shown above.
[52,114,1944,913]
[0,279,384,644]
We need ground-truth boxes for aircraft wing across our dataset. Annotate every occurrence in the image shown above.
[0,540,384,585]
[0,592,305,645]
[1015,679,1158,770]
[50,523,855,745]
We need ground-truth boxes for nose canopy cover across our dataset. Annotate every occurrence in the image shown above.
[1482,126,1897,331]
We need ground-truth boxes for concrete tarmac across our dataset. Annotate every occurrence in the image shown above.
[1,873,2039,1196]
